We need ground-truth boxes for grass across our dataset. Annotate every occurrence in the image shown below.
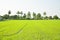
[0,20,60,40]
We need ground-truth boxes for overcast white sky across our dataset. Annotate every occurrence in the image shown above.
[0,0,60,17]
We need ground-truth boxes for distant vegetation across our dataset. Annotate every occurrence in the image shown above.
[0,10,60,21]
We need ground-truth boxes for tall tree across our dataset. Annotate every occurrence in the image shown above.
[27,11,31,19]
[33,12,36,19]
[13,15,18,19]
[37,13,41,19]
[53,15,59,19]
[8,10,11,19]
[43,12,46,19]
[49,16,52,19]
[3,14,9,19]
[17,11,20,19]
[8,10,11,15]
[44,16,48,20]
[20,11,23,19]
[23,13,26,19]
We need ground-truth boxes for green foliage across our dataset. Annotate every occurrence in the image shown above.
[53,15,59,19]
[8,10,11,15]
[43,12,46,16]
[37,13,41,19]
[26,11,31,19]
[49,16,53,19]
[33,12,36,19]
[20,11,23,15]
[17,11,20,19]
[20,11,23,19]
[23,13,26,19]
[3,14,9,19]
[10,15,18,19]
[0,10,60,20]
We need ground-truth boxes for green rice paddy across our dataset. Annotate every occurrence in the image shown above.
[0,20,60,40]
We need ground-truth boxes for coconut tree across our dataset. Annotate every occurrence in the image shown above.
[23,13,26,19]
[33,12,36,19]
[43,12,46,19]
[17,11,20,19]
[20,11,23,19]
[37,13,41,20]
[8,10,11,19]
[27,11,31,19]
[8,10,11,15]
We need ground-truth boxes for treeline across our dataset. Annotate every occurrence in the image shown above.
[0,10,60,20]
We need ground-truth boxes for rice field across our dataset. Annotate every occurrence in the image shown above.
[0,20,60,40]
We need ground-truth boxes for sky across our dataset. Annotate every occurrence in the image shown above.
[0,0,60,17]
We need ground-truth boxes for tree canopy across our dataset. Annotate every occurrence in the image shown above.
[0,10,60,21]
